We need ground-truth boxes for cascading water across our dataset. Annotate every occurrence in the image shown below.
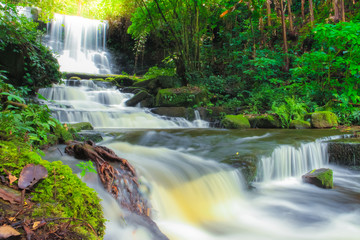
[46,14,112,74]
[39,79,208,128]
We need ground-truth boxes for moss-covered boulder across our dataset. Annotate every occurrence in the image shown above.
[247,115,281,128]
[289,119,311,129]
[221,115,250,129]
[155,86,209,108]
[0,141,105,239]
[310,111,338,128]
[69,76,81,80]
[68,122,94,131]
[302,168,333,189]
[125,90,153,107]
[110,76,136,87]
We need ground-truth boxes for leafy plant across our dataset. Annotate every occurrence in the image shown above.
[76,161,97,178]
[272,97,308,128]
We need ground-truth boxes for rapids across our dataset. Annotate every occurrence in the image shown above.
[41,80,360,240]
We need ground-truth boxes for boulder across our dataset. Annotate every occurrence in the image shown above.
[247,115,281,128]
[221,115,250,129]
[76,131,103,143]
[155,86,209,108]
[310,111,338,128]
[68,122,94,131]
[222,154,258,184]
[302,168,333,189]
[111,76,135,87]
[151,107,194,119]
[126,90,153,107]
[289,119,311,129]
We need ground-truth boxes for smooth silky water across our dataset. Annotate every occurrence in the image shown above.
[41,80,360,240]
[41,14,360,240]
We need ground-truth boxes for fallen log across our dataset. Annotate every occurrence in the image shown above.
[65,140,169,240]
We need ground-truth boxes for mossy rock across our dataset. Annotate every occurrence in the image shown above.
[68,122,94,131]
[310,111,338,128]
[302,168,333,189]
[221,115,250,129]
[289,119,311,129]
[69,76,81,80]
[328,140,360,166]
[76,131,104,143]
[155,86,209,108]
[0,140,105,239]
[247,115,281,128]
[125,90,153,107]
[151,107,194,119]
[111,76,136,87]
[222,154,258,184]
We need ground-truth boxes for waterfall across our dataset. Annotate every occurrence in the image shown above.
[46,14,112,74]
[39,79,208,129]
[257,135,346,181]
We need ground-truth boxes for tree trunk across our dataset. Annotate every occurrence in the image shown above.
[309,0,314,28]
[341,0,346,22]
[333,0,339,22]
[287,0,294,33]
[280,0,289,71]
[267,0,272,26]
[301,0,305,21]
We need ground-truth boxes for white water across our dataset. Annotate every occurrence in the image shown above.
[46,14,112,74]
[39,79,208,129]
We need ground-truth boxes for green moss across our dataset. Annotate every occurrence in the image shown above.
[311,111,338,128]
[68,122,94,131]
[155,86,209,107]
[221,115,250,129]
[247,115,281,128]
[69,76,81,80]
[317,169,334,189]
[289,119,311,129]
[0,141,105,239]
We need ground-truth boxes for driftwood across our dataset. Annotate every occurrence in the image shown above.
[65,140,169,240]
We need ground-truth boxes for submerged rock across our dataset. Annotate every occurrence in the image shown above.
[221,115,250,129]
[310,111,338,128]
[222,154,258,184]
[302,168,334,189]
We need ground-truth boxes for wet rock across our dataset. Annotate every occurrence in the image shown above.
[221,115,250,129]
[302,168,333,189]
[151,107,194,119]
[310,111,338,128]
[76,131,103,143]
[328,139,360,166]
[247,115,281,128]
[289,120,311,129]
[222,154,258,184]
[126,90,153,107]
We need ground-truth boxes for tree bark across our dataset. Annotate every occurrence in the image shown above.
[333,0,339,22]
[301,0,305,21]
[341,0,346,22]
[309,0,314,28]
[267,0,272,26]
[280,0,289,71]
[287,0,294,33]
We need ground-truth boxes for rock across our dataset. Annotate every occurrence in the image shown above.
[68,122,94,131]
[222,154,258,184]
[111,76,135,87]
[195,107,232,127]
[247,115,281,128]
[155,86,209,107]
[302,168,334,189]
[126,90,153,107]
[151,107,194,119]
[289,119,311,129]
[133,78,159,94]
[76,131,103,143]
[221,115,250,129]
[328,139,360,166]
[69,76,81,80]
[310,111,338,128]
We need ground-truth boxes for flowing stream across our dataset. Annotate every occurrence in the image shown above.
[41,14,360,240]
[41,80,360,240]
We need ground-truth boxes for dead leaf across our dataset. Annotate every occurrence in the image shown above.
[0,225,21,239]
[32,221,45,230]
[0,188,21,204]
[18,164,48,189]
[7,217,16,222]
[8,174,17,185]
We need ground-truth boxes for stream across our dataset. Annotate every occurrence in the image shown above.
[40,79,360,240]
